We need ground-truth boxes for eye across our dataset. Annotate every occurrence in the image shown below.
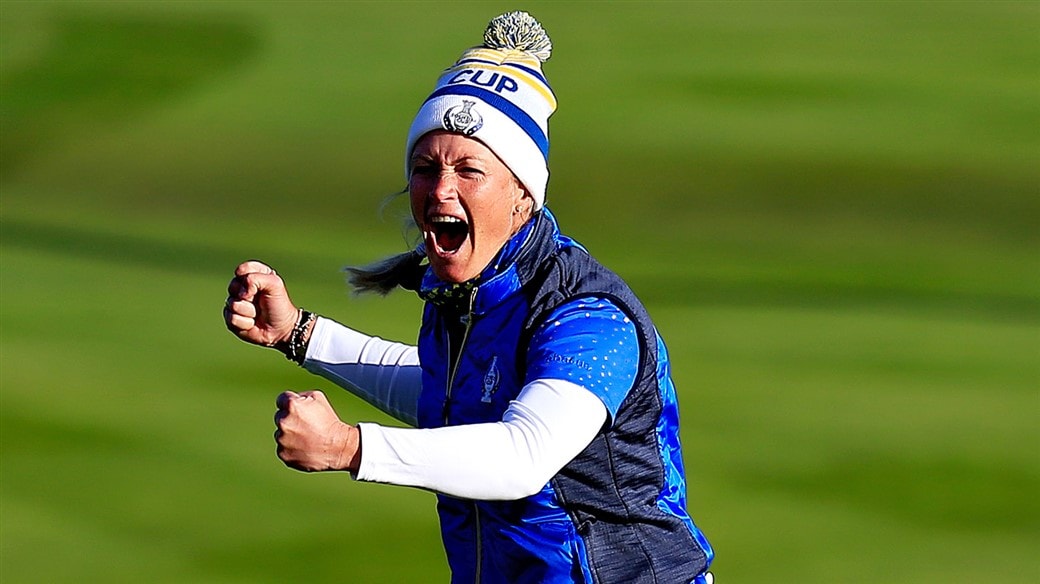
[411,164,438,177]
[458,166,485,177]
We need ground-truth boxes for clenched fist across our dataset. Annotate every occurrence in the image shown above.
[224,260,299,348]
[274,390,360,473]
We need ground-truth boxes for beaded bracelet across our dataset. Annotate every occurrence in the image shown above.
[284,309,316,365]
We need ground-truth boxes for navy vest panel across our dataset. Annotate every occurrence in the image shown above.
[522,245,708,583]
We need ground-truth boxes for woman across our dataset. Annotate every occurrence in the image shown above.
[224,12,713,584]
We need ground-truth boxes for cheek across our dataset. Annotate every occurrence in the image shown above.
[473,203,514,242]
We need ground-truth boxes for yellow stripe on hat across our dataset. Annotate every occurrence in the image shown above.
[463,47,544,69]
[446,61,557,110]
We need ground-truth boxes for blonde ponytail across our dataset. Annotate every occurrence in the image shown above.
[345,246,426,295]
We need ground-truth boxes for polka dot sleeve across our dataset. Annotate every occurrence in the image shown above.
[525,296,640,422]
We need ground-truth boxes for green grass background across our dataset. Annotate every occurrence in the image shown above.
[2,1,1037,582]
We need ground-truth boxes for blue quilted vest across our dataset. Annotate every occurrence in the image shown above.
[413,209,713,583]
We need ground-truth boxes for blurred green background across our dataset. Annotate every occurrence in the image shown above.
[2,1,1037,582]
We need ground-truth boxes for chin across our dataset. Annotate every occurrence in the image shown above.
[429,260,470,284]
[431,254,491,284]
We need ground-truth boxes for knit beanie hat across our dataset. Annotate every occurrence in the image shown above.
[405,11,556,209]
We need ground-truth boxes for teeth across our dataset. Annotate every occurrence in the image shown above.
[430,216,464,224]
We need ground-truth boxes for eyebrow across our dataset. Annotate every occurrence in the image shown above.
[410,154,484,166]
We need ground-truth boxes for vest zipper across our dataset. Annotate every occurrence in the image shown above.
[443,287,478,425]
[442,289,480,580]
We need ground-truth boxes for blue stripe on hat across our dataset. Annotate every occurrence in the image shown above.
[503,62,551,87]
[457,57,503,67]
[425,84,549,161]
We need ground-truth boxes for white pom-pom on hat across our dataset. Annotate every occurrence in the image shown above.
[483,11,552,62]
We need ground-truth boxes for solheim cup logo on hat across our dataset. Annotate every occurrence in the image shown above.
[443,100,483,136]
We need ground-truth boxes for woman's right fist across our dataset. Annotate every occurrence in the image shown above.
[224,260,299,347]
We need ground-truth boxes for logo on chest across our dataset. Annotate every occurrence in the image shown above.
[481,356,501,403]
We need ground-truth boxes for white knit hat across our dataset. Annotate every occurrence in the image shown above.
[405,11,557,209]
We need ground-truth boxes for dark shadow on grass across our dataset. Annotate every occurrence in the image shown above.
[1,9,262,178]
[0,215,357,297]
[4,216,1037,323]
[2,217,244,278]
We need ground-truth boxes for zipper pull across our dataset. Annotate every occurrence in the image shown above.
[461,287,478,326]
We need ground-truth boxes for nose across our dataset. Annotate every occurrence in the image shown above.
[429,170,459,203]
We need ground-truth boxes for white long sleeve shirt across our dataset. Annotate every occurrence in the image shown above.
[303,317,609,499]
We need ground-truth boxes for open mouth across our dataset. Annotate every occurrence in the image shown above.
[428,215,469,253]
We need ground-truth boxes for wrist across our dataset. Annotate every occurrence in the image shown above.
[334,422,362,473]
[275,309,317,365]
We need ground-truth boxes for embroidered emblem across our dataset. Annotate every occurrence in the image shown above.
[443,100,483,136]
[481,356,500,403]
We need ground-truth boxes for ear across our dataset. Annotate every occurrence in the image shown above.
[512,183,535,216]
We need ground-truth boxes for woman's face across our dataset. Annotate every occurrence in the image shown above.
[410,131,532,284]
